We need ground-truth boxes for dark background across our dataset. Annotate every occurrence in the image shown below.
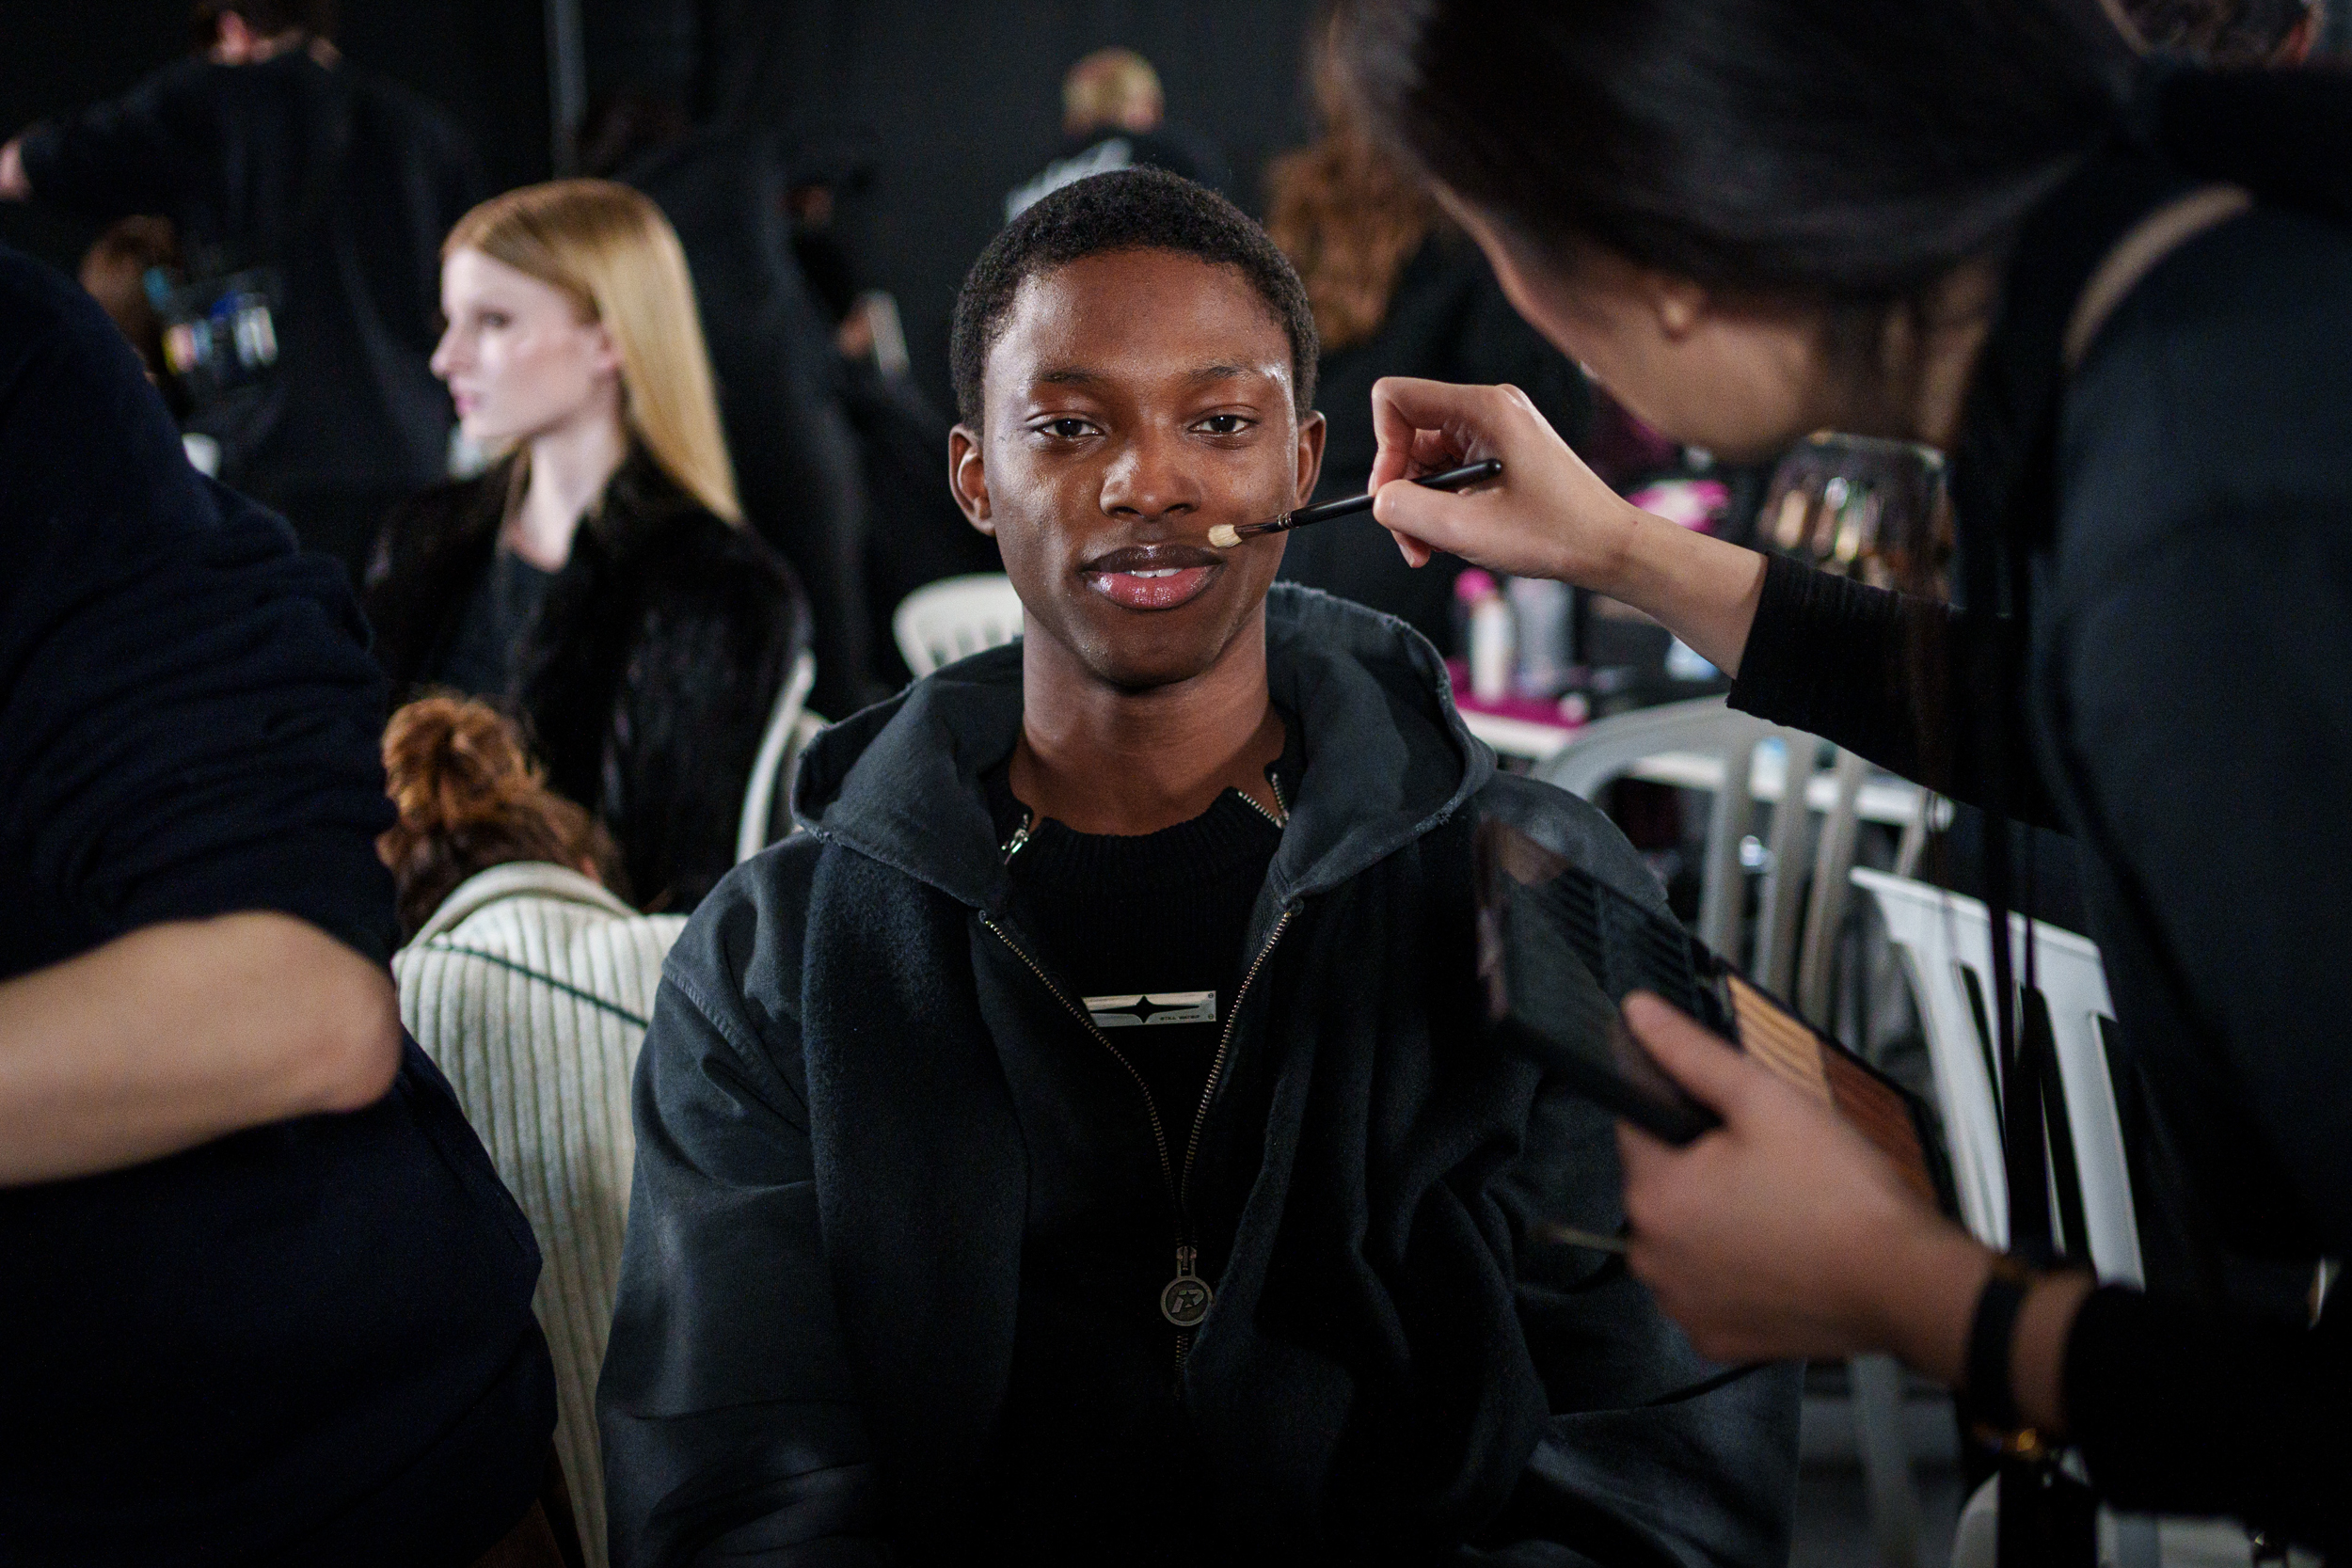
[1,0,1325,417]
[14,1,2346,417]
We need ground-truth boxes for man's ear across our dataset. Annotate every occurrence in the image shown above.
[1294,408,1327,508]
[948,423,994,537]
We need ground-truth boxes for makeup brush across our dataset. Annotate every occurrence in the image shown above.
[1206,458,1503,549]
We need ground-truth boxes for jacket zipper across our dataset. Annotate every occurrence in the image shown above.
[980,907,1296,1370]
[980,915,1178,1212]
[1172,908,1294,1373]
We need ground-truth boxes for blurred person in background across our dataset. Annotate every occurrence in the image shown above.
[620,126,883,715]
[381,695,688,1568]
[0,243,561,1565]
[1005,47,1232,221]
[1264,28,1590,652]
[73,215,179,388]
[2124,0,2327,60]
[365,180,806,915]
[783,143,1007,687]
[0,0,483,577]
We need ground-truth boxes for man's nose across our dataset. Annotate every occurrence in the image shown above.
[1098,427,1202,524]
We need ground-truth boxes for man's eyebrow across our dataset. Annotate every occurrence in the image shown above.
[1027,362,1279,393]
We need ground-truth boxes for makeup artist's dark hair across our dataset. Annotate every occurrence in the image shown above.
[1335,0,2133,308]
[951,167,1319,426]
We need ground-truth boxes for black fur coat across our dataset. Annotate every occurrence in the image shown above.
[364,450,806,912]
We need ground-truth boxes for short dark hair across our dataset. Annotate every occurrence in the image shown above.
[1338,0,2128,306]
[950,167,1319,426]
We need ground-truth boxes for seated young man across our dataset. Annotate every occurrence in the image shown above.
[599,168,1798,1564]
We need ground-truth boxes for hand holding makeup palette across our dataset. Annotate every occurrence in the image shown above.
[1474,818,1950,1212]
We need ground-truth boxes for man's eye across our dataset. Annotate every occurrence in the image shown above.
[1041,418,1095,439]
[1198,414,1252,436]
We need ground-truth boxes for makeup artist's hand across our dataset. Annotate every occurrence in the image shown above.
[1365,377,1770,674]
[1614,993,1993,1374]
[1366,376,1638,582]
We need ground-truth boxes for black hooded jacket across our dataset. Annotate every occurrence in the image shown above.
[598,586,1799,1565]
[365,451,806,912]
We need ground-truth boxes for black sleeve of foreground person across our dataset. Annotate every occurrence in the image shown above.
[0,255,393,967]
[0,245,551,1564]
[1728,553,2065,830]
[599,842,892,1566]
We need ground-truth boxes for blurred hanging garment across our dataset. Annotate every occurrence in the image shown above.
[12,50,484,572]
[396,862,686,1568]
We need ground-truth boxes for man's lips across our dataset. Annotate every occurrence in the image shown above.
[1080,542,1224,611]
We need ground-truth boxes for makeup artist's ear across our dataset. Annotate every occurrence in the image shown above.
[948,422,994,537]
[1649,275,1707,341]
[1293,409,1326,509]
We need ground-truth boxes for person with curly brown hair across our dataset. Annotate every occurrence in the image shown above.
[381,695,686,1568]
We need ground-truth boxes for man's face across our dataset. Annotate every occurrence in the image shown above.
[950,248,1324,691]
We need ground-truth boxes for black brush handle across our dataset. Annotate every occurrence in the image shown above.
[1256,457,1502,537]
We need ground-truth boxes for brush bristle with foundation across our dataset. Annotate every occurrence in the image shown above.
[1206,458,1502,548]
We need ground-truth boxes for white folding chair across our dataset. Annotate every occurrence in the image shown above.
[736,650,820,863]
[1541,697,1812,974]
[893,573,1025,678]
[1848,867,2140,1282]
[1851,867,2218,1568]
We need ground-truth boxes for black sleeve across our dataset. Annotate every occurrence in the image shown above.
[1485,1051,1803,1568]
[2066,1286,2349,1550]
[14,59,217,223]
[598,856,893,1565]
[1472,778,1804,1567]
[0,275,398,968]
[1726,552,2065,828]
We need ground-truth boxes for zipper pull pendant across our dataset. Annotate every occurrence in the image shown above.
[1161,1243,1213,1327]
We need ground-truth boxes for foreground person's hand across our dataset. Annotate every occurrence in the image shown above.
[1367,376,1642,579]
[1613,993,1994,1371]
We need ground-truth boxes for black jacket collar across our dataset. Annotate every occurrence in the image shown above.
[789,584,1494,917]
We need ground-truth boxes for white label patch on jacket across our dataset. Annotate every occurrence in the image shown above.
[1084,990,1216,1028]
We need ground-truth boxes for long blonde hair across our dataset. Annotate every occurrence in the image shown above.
[445,179,741,523]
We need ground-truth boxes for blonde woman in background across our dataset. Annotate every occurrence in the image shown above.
[380,694,689,1568]
[366,179,807,913]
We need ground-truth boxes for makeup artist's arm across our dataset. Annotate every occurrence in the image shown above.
[0,915,403,1184]
[1363,376,1768,674]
